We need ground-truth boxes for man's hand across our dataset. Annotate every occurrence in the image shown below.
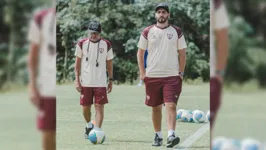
[29,84,40,108]
[178,75,183,80]
[107,81,112,93]
[75,79,82,92]
[140,72,145,81]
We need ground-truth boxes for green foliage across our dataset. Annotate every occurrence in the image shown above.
[57,0,210,83]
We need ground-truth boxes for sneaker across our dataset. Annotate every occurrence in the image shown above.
[152,133,163,147]
[84,124,94,139]
[166,134,180,148]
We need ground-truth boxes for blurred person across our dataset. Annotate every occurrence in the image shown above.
[210,0,230,138]
[137,49,148,86]
[74,21,114,139]
[27,4,56,150]
[137,3,187,148]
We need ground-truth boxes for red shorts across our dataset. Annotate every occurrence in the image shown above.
[80,87,108,106]
[37,97,56,131]
[144,76,183,107]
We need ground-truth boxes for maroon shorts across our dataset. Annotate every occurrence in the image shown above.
[144,76,183,107]
[80,87,108,106]
[37,97,56,131]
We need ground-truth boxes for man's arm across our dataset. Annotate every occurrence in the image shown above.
[137,48,146,80]
[178,49,186,76]
[28,43,39,88]
[107,60,113,79]
[75,57,81,82]
[215,28,229,74]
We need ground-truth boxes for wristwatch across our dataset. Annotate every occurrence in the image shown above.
[109,78,113,81]
[179,72,184,77]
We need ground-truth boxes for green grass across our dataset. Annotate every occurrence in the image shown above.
[0,91,41,150]
[213,88,266,142]
[57,83,210,150]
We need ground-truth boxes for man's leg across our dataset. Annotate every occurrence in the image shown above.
[152,104,163,132]
[83,106,92,122]
[163,76,182,148]
[80,87,94,138]
[37,97,56,150]
[93,87,108,130]
[94,104,104,128]
[42,131,56,150]
[165,102,177,136]
[144,77,164,146]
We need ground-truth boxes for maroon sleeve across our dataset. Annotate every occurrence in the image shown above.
[33,8,53,29]
[77,38,89,50]
[141,25,154,39]
[171,25,183,39]
[102,39,112,51]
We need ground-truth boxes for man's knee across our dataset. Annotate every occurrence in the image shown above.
[83,105,91,111]
[152,104,162,112]
[165,102,176,109]
[95,104,104,110]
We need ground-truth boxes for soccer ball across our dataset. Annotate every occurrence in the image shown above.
[212,137,240,150]
[88,129,106,144]
[192,110,205,123]
[181,110,193,122]
[176,109,185,121]
[206,110,210,122]
[241,138,263,150]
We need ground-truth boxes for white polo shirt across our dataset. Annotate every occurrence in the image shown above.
[28,8,56,97]
[75,38,114,87]
[210,0,230,77]
[138,25,187,78]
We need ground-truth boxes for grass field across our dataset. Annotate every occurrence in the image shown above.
[0,91,41,150]
[57,83,210,150]
[213,88,266,142]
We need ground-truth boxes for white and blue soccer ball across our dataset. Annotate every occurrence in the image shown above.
[193,110,206,123]
[206,110,210,122]
[181,110,193,122]
[176,109,185,121]
[88,129,106,144]
[241,138,263,150]
[212,137,241,150]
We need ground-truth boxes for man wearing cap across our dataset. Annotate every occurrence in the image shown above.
[74,21,114,138]
[137,3,187,148]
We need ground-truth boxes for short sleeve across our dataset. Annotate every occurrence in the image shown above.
[28,20,41,45]
[75,44,82,58]
[137,34,148,50]
[214,3,230,30]
[178,35,187,50]
[107,48,114,60]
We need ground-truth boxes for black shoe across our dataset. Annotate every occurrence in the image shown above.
[166,134,180,148]
[152,133,163,147]
[84,124,94,139]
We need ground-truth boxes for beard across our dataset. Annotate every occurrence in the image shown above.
[156,16,168,23]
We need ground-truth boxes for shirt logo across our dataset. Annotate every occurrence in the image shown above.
[99,48,104,53]
[146,95,150,100]
[167,34,173,39]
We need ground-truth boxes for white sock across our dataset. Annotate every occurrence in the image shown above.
[94,127,102,131]
[155,131,163,138]
[168,129,175,137]
[86,122,93,128]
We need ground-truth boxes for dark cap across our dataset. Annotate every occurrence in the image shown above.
[155,3,169,13]
[88,21,101,34]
